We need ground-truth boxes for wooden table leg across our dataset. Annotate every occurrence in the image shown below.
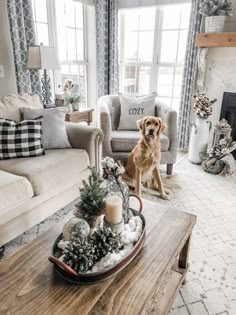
[178,234,191,285]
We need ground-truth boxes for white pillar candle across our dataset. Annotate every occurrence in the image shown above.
[105,196,123,225]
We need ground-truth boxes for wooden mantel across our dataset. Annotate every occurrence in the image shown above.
[195,32,236,47]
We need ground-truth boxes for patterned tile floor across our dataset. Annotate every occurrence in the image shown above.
[1,156,236,315]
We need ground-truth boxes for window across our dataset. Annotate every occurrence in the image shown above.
[31,0,49,46]
[31,0,89,108]
[119,3,191,113]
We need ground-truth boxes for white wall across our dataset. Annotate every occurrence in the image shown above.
[0,0,17,95]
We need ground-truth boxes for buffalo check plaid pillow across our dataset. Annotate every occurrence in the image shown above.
[0,117,45,160]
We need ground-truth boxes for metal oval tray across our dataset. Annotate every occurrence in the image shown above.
[49,208,146,285]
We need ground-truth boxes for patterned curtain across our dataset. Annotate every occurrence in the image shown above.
[96,0,119,98]
[7,0,41,95]
[178,0,202,149]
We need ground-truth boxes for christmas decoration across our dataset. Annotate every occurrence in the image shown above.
[91,227,123,261]
[101,157,130,223]
[193,94,217,118]
[89,216,143,273]
[74,167,107,226]
[63,237,97,273]
[201,137,236,175]
[62,227,122,273]
[62,217,90,241]
[199,0,233,16]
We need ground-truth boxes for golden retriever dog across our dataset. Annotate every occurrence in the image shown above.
[123,116,168,199]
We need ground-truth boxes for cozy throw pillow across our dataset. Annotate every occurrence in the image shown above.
[21,108,71,149]
[0,117,45,160]
[118,93,157,130]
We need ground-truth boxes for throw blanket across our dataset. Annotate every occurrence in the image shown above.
[202,153,236,176]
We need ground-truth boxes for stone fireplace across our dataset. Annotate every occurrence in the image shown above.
[221,92,236,158]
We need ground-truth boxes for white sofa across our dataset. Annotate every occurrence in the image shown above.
[0,94,103,248]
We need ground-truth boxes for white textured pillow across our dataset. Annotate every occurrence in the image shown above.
[118,93,157,130]
[21,108,71,149]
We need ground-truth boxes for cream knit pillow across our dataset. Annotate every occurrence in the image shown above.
[118,93,157,130]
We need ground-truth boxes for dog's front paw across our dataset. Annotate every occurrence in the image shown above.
[160,193,168,200]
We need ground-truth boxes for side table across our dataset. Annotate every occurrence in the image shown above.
[65,108,94,125]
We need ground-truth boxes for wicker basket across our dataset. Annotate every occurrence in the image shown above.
[205,16,225,33]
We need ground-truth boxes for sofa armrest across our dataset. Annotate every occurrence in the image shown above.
[97,98,113,156]
[65,122,104,171]
[156,102,177,158]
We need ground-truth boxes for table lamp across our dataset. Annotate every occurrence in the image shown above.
[27,45,60,107]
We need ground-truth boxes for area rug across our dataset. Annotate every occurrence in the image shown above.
[1,156,236,315]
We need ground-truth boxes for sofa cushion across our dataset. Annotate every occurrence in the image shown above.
[0,149,89,195]
[0,170,33,212]
[0,93,43,122]
[0,117,45,160]
[21,108,71,149]
[111,131,170,152]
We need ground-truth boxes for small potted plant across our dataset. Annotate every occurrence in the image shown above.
[199,0,233,33]
[74,168,107,228]
[64,94,82,111]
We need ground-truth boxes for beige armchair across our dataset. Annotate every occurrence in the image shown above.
[97,95,177,175]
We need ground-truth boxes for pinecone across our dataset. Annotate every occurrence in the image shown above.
[62,226,123,273]
[63,236,97,273]
[91,227,123,261]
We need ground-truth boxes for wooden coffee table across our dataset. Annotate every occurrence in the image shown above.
[0,199,196,315]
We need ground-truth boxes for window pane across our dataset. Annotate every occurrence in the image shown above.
[70,65,79,76]
[66,28,76,60]
[139,8,155,30]
[173,67,183,98]
[76,30,84,60]
[157,97,172,107]
[162,6,181,30]
[60,65,70,75]
[160,31,178,63]
[79,65,87,107]
[36,23,49,45]
[123,65,136,94]
[138,31,154,61]
[57,34,67,60]
[65,0,75,27]
[75,2,83,29]
[180,4,191,29]
[124,10,139,31]
[177,30,188,62]
[172,98,180,112]
[157,67,174,97]
[136,66,150,95]
[124,32,138,60]
[34,0,47,23]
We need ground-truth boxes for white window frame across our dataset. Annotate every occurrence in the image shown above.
[31,0,96,108]
[119,3,190,109]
